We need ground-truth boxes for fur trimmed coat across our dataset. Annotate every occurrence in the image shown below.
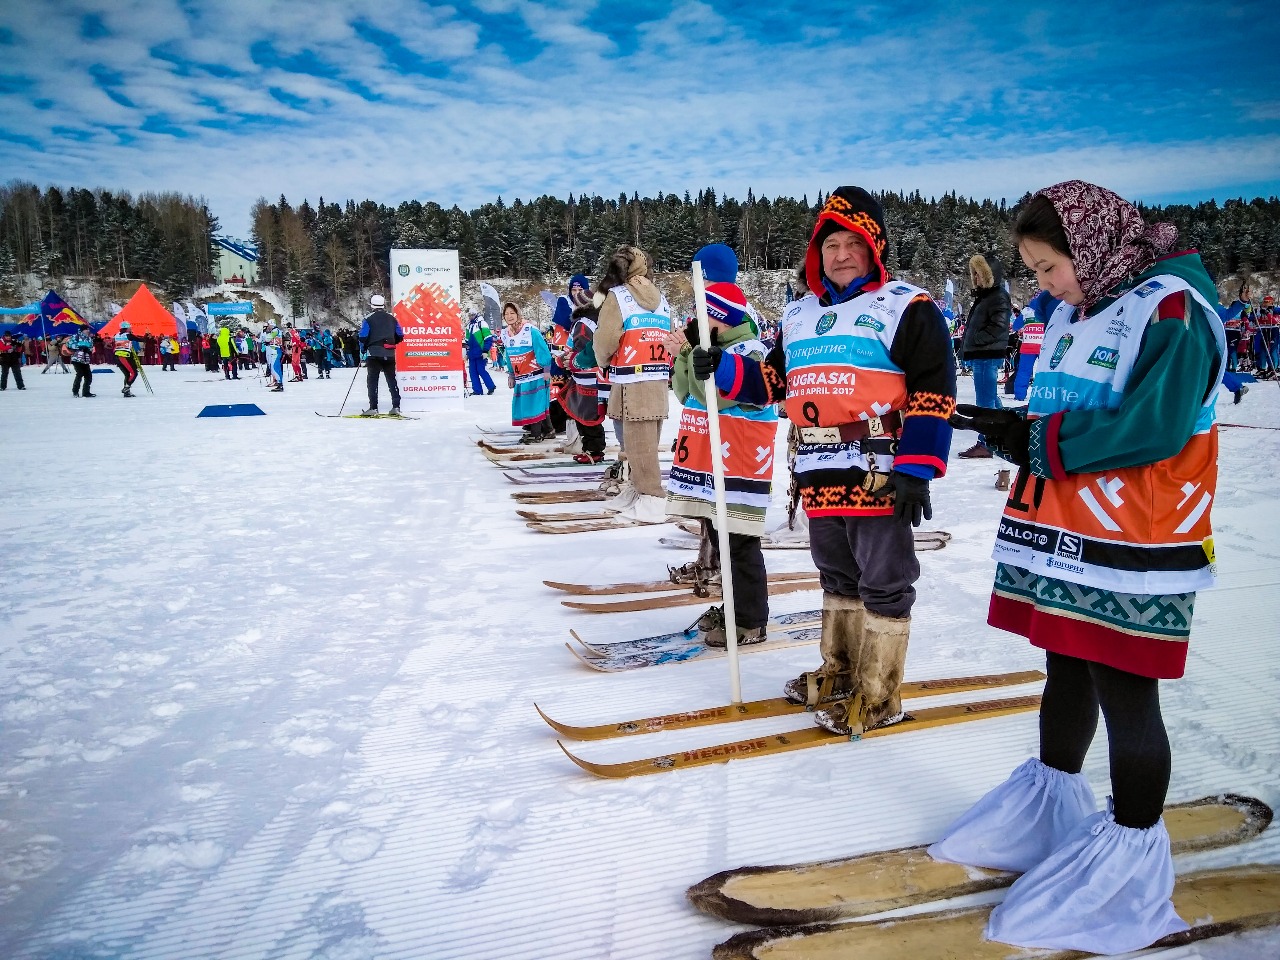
[593,275,670,421]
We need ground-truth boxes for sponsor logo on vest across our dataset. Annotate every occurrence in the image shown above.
[998,520,1051,548]
[815,312,838,335]
[1048,333,1074,370]
[890,285,913,295]
[1133,279,1165,298]
[1087,346,1119,369]
[855,313,885,332]
[1055,532,1083,560]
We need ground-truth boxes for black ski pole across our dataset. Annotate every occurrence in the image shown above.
[335,352,361,416]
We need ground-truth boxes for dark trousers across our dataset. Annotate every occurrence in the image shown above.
[1040,651,1169,829]
[162,356,177,371]
[468,355,495,393]
[0,355,23,389]
[316,351,331,376]
[548,398,567,433]
[366,356,400,409]
[72,362,93,394]
[579,421,606,455]
[809,514,919,618]
[709,522,768,629]
[116,355,138,386]
[222,356,238,379]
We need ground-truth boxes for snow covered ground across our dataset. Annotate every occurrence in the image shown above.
[1,361,1277,959]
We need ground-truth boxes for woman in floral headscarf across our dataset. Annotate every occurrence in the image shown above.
[934,181,1226,954]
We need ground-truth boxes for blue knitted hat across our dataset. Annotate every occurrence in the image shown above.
[694,243,738,283]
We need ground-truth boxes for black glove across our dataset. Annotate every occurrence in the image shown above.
[692,345,723,382]
[684,317,701,347]
[886,471,931,527]
[949,404,1032,467]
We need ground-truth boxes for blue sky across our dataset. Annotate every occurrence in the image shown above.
[2,0,1278,236]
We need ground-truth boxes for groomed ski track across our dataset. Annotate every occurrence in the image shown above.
[1,372,1277,960]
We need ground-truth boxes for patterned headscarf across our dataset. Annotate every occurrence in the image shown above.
[1037,180,1179,313]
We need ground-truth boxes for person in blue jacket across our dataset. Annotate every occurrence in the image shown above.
[465,310,496,395]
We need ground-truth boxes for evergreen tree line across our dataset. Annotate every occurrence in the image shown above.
[0,181,220,303]
[253,188,1280,316]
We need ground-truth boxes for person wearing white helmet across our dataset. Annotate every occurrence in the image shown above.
[113,321,141,397]
[358,293,404,416]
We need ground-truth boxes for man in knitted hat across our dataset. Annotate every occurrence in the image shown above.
[692,186,957,736]
[667,280,778,646]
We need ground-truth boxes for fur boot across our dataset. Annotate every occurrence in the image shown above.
[813,610,909,735]
[783,592,862,705]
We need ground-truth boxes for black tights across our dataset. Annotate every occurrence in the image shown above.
[1039,652,1170,830]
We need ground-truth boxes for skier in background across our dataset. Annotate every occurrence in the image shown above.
[316,328,334,379]
[69,328,95,396]
[1,331,26,390]
[359,294,404,417]
[217,324,238,380]
[113,321,142,397]
[501,301,552,439]
[465,310,496,395]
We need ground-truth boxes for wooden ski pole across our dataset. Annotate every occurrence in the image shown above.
[691,261,742,703]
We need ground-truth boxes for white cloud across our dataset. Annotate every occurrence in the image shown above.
[1,0,1276,236]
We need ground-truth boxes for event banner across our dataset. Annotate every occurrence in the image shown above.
[389,249,465,406]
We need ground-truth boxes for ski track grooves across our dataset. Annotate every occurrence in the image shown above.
[1,379,1277,959]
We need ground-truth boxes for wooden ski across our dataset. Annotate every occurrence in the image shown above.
[526,518,672,535]
[659,531,951,552]
[513,489,609,504]
[690,793,1273,927]
[544,569,816,596]
[713,864,1280,960]
[539,669,1045,741]
[557,694,1042,779]
[561,577,821,612]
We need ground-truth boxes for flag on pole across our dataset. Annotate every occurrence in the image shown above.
[40,290,89,327]
[480,282,502,330]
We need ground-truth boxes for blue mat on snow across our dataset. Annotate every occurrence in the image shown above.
[197,403,265,418]
[92,367,115,373]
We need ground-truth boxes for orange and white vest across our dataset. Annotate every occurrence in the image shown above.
[503,324,544,382]
[993,274,1227,595]
[113,332,135,357]
[605,286,673,384]
[781,282,925,475]
[667,338,779,509]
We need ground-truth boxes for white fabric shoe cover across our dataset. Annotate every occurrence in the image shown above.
[602,482,637,512]
[928,757,1096,872]
[615,494,668,525]
[985,799,1188,954]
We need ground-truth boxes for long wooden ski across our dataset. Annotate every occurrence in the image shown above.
[527,518,673,535]
[518,509,620,523]
[659,531,951,552]
[713,864,1280,960]
[572,609,822,657]
[513,489,609,504]
[539,669,1045,741]
[557,694,1042,779]
[544,570,816,596]
[561,577,821,612]
[690,793,1272,928]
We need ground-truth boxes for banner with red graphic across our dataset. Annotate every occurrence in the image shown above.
[389,249,464,407]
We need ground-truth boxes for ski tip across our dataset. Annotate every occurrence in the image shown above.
[564,642,611,672]
[555,739,600,775]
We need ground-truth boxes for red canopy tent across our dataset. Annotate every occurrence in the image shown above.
[98,284,178,338]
